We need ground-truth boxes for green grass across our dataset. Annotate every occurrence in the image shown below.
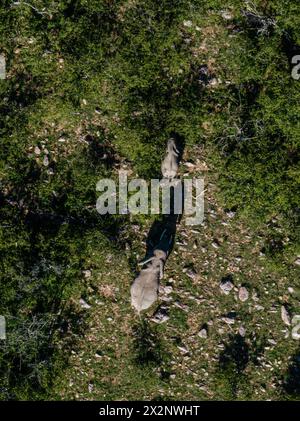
[0,0,299,400]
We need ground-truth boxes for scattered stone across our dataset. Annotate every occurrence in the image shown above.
[164,285,173,295]
[34,146,41,155]
[288,287,294,294]
[43,155,49,167]
[221,10,233,20]
[267,339,277,345]
[281,305,291,326]
[151,307,169,324]
[198,328,208,339]
[222,311,237,325]
[226,210,236,218]
[83,269,92,278]
[222,317,235,325]
[294,257,300,266]
[88,383,94,393]
[173,301,188,312]
[79,298,91,309]
[177,345,189,354]
[208,77,218,87]
[220,277,234,295]
[186,269,197,280]
[183,20,193,28]
[238,326,246,337]
[238,286,249,302]
[254,305,264,311]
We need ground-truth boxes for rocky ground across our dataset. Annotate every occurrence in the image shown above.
[53,145,300,400]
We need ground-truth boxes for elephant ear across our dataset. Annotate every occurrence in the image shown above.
[130,269,159,313]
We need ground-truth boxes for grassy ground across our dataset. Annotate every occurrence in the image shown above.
[51,145,300,400]
[0,0,299,400]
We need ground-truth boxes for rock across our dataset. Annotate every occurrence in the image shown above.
[212,241,220,249]
[294,257,300,266]
[83,269,92,278]
[221,10,233,20]
[238,326,246,337]
[186,269,197,280]
[151,307,169,324]
[164,285,173,295]
[183,20,193,28]
[88,383,94,393]
[254,304,264,311]
[222,317,235,325]
[79,298,91,309]
[209,77,219,87]
[220,278,234,295]
[222,312,237,325]
[281,305,291,326]
[198,328,208,339]
[238,286,249,302]
[226,210,236,218]
[43,155,49,167]
[34,146,41,155]
[288,287,294,294]
[177,345,189,354]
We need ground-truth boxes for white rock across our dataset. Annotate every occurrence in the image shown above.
[281,305,291,326]
[177,345,189,354]
[183,20,193,28]
[220,279,234,295]
[221,11,233,20]
[222,317,235,325]
[83,269,92,278]
[79,298,91,309]
[238,326,246,337]
[294,257,300,266]
[198,328,208,339]
[164,286,173,295]
[151,307,169,324]
[43,155,49,167]
[34,146,41,155]
[209,78,218,87]
[238,286,249,302]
